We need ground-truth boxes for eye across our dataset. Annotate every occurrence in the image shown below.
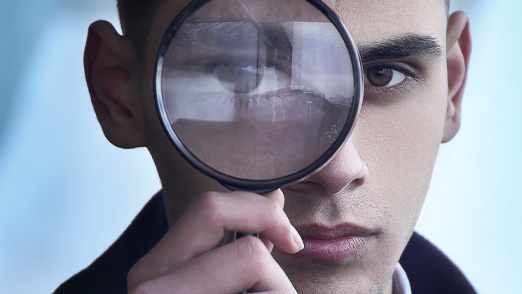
[364,65,408,88]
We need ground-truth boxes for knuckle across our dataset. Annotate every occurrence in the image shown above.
[195,191,222,221]
[236,236,270,269]
[266,197,281,215]
[265,197,285,225]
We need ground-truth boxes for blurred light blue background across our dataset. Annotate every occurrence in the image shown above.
[0,0,520,293]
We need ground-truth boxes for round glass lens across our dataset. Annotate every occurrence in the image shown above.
[155,0,362,191]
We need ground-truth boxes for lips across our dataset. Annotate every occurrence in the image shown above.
[293,224,376,264]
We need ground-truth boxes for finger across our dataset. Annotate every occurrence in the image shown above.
[130,190,302,281]
[260,189,283,253]
[224,189,284,252]
[177,190,302,256]
[259,234,274,252]
[222,189,284,253]
[181,190,301,254]
[129,236,297,294]
[265,189,284,209]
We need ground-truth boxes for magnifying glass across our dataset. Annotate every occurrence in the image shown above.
[154,0,362,194]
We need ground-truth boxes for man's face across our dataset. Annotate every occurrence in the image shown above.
[141,0,449,293]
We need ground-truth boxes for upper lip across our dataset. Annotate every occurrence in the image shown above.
[295,223,375,240]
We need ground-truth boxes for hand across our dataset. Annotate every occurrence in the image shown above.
[127,189,303,294]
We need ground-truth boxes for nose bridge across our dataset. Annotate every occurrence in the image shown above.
[307,138,369,195]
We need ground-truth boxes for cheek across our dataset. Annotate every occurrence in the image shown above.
[354,75,448,224]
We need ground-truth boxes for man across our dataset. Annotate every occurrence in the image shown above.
[55,0,474,293]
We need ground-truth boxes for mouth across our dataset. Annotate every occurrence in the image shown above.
[293,223,376,264]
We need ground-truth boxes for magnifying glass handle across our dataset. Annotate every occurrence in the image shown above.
[233,232,260,239]
[233,232,260,294]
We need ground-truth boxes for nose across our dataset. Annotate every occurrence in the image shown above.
[303,138,369,195]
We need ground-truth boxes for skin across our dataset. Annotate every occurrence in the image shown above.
[84,0,471,293]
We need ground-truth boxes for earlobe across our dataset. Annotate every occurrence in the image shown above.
[84,20,146,148]
[442,11,472,143]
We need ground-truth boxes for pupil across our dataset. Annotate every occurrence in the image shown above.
[368,68,393,86]
[234,69,259,94]
[213,63,260,94]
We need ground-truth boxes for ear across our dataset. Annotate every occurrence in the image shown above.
[442,11,472,143]
[84,20,146,148]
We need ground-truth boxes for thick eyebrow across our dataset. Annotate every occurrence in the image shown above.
[358,34,443,62]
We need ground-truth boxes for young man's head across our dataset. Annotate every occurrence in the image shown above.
[84,0,470,292]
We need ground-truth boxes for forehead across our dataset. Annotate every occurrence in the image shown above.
[324,0,447,47]
[148,0,447,57]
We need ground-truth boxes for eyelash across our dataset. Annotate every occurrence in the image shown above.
[363,62,420,94]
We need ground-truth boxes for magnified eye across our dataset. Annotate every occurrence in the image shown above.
[365,66,407,87]
[211,59,289,94]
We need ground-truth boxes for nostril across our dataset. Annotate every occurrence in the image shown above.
[344,165,369,191]
[298,139,369,195]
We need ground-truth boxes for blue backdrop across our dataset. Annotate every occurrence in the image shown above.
[0,0,520,293]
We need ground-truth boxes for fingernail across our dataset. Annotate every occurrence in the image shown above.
[290,226,304,252]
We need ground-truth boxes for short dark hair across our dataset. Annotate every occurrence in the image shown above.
[116,0,166,58]
[116,0,451,58]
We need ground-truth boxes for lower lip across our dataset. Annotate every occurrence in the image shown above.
[293,235,372,263]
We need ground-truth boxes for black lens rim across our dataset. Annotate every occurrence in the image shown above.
[154,0,363,193]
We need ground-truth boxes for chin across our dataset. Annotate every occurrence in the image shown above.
[288,269,393,294]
